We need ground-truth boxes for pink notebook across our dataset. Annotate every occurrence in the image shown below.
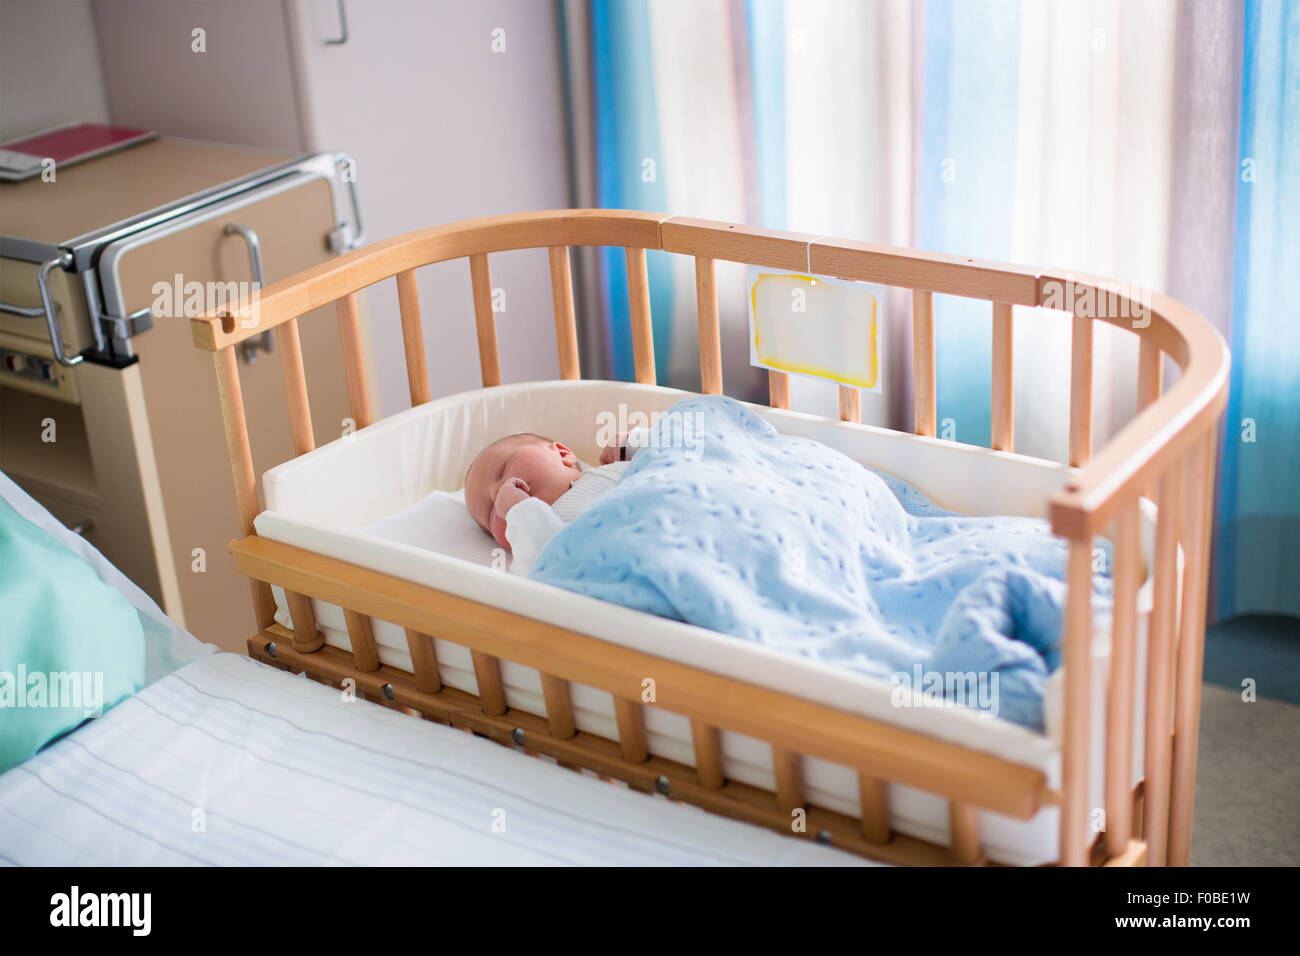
[0,123,156,180]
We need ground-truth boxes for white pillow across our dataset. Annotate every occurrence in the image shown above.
[358,488,498,567]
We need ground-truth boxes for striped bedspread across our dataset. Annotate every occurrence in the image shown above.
[0,653,869,866]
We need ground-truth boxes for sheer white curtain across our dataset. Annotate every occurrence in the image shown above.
[1008,0,1179,461]
[571,0,1239,458]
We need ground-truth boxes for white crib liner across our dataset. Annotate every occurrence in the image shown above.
[255,379,1166,865]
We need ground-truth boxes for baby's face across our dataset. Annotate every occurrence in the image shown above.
[465,435,580,548]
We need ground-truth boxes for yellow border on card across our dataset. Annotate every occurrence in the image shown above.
[751,272,878,389]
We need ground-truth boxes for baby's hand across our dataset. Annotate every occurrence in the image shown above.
[493,476,531,519]
[600,432,629,465]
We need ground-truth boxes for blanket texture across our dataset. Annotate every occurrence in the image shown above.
[530,396,1112,730]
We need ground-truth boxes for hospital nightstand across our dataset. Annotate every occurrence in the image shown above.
[0,138,366,653]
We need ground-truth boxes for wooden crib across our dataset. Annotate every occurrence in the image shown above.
[191,209,1229,866]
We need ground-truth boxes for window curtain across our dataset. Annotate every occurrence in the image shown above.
[560,0,1298,624]
[1216,0,1300,621]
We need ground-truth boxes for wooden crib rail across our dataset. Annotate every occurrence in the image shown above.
[1044,286,1229,537]
[191,210,664,351]
[189,210,1228,536]
[230,534,1048,815]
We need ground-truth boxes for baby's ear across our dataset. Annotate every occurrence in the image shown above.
[553,441,577,465]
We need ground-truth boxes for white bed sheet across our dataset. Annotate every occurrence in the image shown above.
[0,653,870,866]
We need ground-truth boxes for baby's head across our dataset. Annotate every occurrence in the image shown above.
[465,432,581,548]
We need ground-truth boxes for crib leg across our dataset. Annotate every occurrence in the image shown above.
[285,590,324,653]
[540,673,576,739]
[471,651,507,716]
[858,773,892,844]
[613,698,649,763]
[772,748,804,818]
[949,802,982,865]
[691,721,724,789]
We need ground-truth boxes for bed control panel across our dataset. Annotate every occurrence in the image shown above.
[0,333,79,403]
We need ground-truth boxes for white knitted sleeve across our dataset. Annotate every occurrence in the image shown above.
[504,496,566,577]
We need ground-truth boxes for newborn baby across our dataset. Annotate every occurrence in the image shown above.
[465,427,649,575]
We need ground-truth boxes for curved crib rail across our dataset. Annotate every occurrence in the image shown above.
[191,209,1229,866]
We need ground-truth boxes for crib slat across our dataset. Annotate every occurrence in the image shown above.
[991,302,1014,451]
[468,253,502,387]
[548,247,581,380]
[838,385,861,423]
[1069,315,1093,466]
[768,370,790,410]
[404,628,442,694]
[694,255,723,394]
[471,650,507,716]
[1137,338,1162,418]
[540,673,576,739]
[336,292,373,429]
[213,347,256,536]
[213,347,276,628]
[342,609,380,673]
[276,318,315,456]
[396,269,430,406]
[691,721,724,789]
[857,773,891,843]
[1104,499,1141,858]
[773,747,805,816]
[1142,468,1181,865]
[1060,538,1094,866]
[626,247,656,385]
[613,698,649,763]
[912,290,936,437]
[285,589,324,653]
[1169,430,1216,866]
[1137,339,1163,497]
[949,803,981,864]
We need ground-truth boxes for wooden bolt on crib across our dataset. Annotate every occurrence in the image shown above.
[191,210,1229,867]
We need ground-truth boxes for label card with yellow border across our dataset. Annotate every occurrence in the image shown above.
[747,267,883,393]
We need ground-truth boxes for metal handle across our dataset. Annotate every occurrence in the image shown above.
[223,223,272,364]
[223,222,266,285]
[328,155,365,252]
[0,300,47,318]
[343,160,365,247]
[326,0,348,44]
[37,253,83,367]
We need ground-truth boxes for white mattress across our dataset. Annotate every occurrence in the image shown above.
[255,379,1165,865]
[0,653,869,866]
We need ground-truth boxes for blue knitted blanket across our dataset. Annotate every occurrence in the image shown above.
[530,396,1111,730]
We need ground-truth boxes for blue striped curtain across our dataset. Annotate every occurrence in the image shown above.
[746,0,787,230]
[576,0,1299,623]
[1216,0,1300,620]
[589,0,675,383]
[917,0,1021,446]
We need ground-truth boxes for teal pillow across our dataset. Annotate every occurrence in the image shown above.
[0,500,145,772]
